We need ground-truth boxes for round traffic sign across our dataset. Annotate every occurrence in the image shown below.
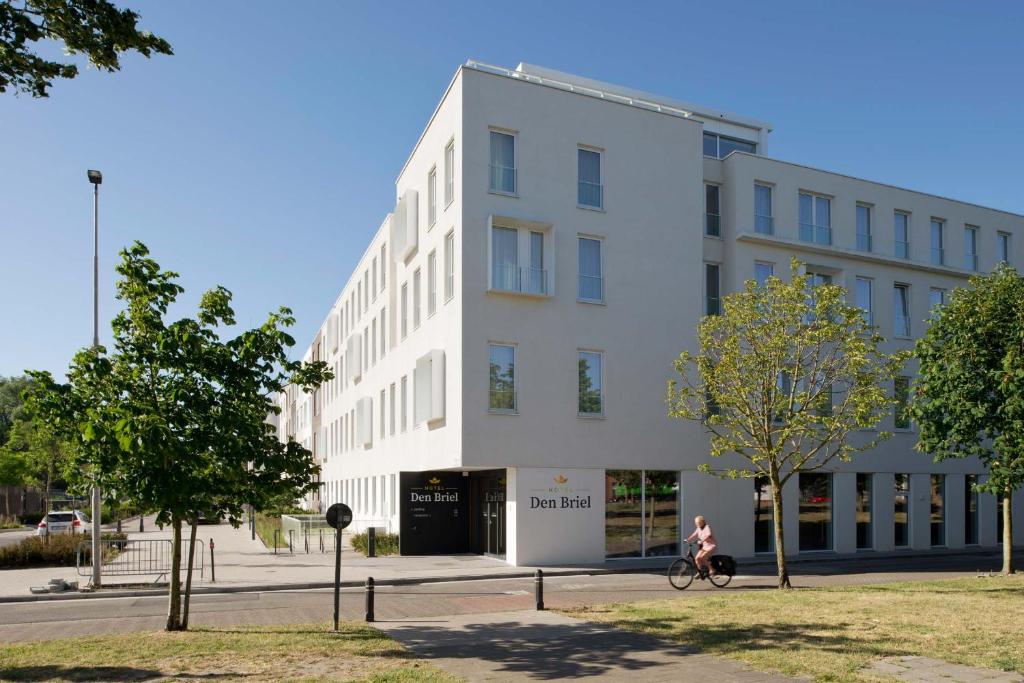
[326,503,353,530]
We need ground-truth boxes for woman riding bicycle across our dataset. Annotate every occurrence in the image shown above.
[685,515,717,576]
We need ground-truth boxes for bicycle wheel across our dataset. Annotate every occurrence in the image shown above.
[668,558,695,590]
[708,571,733,588]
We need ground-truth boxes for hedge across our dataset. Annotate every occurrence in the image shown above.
[0,532,127,568]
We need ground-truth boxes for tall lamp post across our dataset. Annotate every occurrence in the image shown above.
[87,169,103,588]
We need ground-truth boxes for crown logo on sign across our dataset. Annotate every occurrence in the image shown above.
[553,475,568,484]
[428,477,441,485]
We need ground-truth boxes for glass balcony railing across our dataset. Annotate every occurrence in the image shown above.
[799,223,832,245]
[965,253,978,271]
[578,181,603,209]
[931,248,945,265]
[489,165,517,195]
[895,241,910,259]
[491,264,548,295]
[895,315,911,337]
[578,274,604,302]
[488,389,517,413]
[755,214,774,235]
[857,233,872,252]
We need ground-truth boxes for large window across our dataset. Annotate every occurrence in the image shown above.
[444,139,454,206]
[856,473,873,549]
[755,183,773,235]
[413,268,421,329]
[427,167,437,227]
[856,277,873,326]
[799,192,831,245]
[929,288,946,318]
[427,250,437,317]
[490,225,547,295]
[894,376,911,429]
[930,474,946,546]
[894,474,910,548]
[703,132,756,158]
[578,351,603,416]
[930,219,945,265]
[400,376,408,432]
[893,284,911,338]
[754,475,774,553]
[605,470,679,558]
[965,474,979,545]
[705,263,720,315]
[856,204,872,251]
[578,147,603,209]
[799,472,833,551]
[705,184,721,237]
[894,212,910,259]
[998,232,1011,264]
[489,130,516,194]
[444,230,455,301]
[965,226,979,271]
[488,344,516,413]
[578,237,603,302]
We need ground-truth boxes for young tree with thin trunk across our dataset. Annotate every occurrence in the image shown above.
[913,264,1024,575]
[26,242,330,630]
[668,260,909,588]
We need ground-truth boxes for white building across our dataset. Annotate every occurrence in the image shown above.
[276,61,1024,565]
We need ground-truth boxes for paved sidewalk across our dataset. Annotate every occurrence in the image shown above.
[375,609,802,681]
[866,656,1023,682]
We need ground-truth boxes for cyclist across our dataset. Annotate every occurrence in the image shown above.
[685,515,718,576]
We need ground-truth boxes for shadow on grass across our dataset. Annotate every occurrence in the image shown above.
[0,665,248,681]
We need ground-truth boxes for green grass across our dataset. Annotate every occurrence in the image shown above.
[567,575,1024,682]
[0,622,460,682]
[351,531,400,556]
[255,513,290,550]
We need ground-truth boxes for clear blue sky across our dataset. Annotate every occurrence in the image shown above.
[2,0,1022,378]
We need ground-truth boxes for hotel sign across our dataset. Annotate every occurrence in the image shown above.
[529,474,593,510]
[399,471,468,555]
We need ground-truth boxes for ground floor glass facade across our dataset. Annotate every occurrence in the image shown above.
[604,470,679,558]
[799,473,833,551]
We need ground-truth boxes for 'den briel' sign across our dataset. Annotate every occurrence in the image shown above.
[529,474,593,510]
[326,503,353,530]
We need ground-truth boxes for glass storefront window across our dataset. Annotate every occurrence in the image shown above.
[965,474,978,545]
[754,475,774,553]
[799,472,833,551]
[930,474,946,546]
[644,471,679,557]
[605,469,679,558]
[856,473,873,550]
[894,474,910,547]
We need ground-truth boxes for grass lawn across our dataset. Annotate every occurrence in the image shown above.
[567,575,1024,682]
[0,622,460,682]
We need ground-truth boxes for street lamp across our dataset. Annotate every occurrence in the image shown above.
[87,169,102,588]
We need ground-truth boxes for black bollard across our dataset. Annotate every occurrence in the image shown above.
[365,577,375,622]
[368,527,376,558]
[305,528,309,554]
[139,514,144,533]
[273,529,279,554]
[289,529,294,554]
[535,569,544,610]
[210,538,216,583]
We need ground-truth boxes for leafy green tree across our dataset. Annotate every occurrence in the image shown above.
[26,242,331,630]
[0,376,32,445]
[3,412,70,535]
[0,446,29,516]
[668,260,910,588]
[1,0,172,97]
[913,264,1024,575]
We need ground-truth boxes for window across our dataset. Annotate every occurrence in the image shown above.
[754,261,774,286]
[380,244,386,289]
[489,130,516,194]
[705,263,720,315]
[372,257,378,300]
[605,470,679,558]
[703,132,756,158]
[965,226,979,271]
[894,212,910,259]
[965,474,979,545]
[755,184,773,235]
[893,284,911,337]
[578,237,603,302]
[389,383,396,436]
[578,147,603,208]
[929,288,946,318]
[856,473,873,550]
[799,192,831,245]
[930,474,946,546]
[427,250,437,317]
[412,268,421,328]
[490,224,548,295]
[488,344,516,412]
[930,219,945,265]
[704,184,721,237]
[444,139,454,206]
[380,308,386,358]
[894,474,910,548]
[754,475,774,553]
[855,277,873,326]
[894,376,911,429]
[371,318,377,366]
[578,351,603,416]
[799,473,832,551]
[400,375,408,432]
[444,231,455,301]
[528,231,545,295]
[856,204,872,251]
[363,271,369,311]
[998,231,1011,264]
[400,283,408,338]
[427,167,437,227]
[380,389,386,439]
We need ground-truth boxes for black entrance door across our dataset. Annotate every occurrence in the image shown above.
[470,470,506,557]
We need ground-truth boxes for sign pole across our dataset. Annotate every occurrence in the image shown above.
[333,523,341,631]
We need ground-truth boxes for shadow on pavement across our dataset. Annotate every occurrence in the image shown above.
[0,665,236,681]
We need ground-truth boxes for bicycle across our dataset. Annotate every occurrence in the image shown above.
[668,541,735,589]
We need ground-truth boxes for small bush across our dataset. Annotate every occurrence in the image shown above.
[350,530,399,556]
[0,532,127,568]
[20,512,44,526]
[0,515,23,529]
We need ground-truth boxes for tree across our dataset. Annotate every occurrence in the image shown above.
[0,375,32,445]
[913,264,1024,575]
[3,411,70,533]
[1,0,171,98]
[668,260,910,588]
[0,446,29,516]
[26,242,331,630]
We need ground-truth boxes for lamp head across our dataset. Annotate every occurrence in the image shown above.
[87,170,102,185]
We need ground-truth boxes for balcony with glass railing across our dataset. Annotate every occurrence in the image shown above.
[895,315,911,338]
[578,181,603,209]
[895,241,910,259]
[489,165,518,195]
[488,389,517,413]
[857,233,872,252]
[965,253,978,271]
[799,223,832,245]
[491,264,548,296]
[755,214,774,235]
[931,248,945,266]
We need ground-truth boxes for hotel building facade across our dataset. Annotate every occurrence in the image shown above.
[274,61,1024,565]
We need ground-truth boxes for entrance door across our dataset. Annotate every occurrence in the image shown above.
[470,471,506,557]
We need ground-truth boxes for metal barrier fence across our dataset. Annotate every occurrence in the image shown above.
[77,538,205,581]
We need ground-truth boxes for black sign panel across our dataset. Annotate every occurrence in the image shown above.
[399,472,469,555]
[326,503,353,530]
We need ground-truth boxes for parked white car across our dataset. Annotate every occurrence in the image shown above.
[36,510,90,536]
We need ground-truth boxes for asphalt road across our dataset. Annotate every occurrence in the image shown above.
[0,530,33,548]
[0,549,1016,643]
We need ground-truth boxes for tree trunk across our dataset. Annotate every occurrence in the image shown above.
[166,515,182,631]
[771,474,791,589]
[1002,487,1014,576]
[43,473,51,545]
[182,518,198,630]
